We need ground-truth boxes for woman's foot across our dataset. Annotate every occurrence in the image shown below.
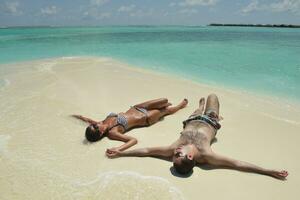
[156,102,172,109]
[162,98,188,115]
[180,98,188,108]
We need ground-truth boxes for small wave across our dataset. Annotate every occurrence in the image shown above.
[61,56,77,60]
[0,135,11,155]
[36,61,57,73]
[0,78,11,91]
[259,112,300,125]
[73,171,185,200]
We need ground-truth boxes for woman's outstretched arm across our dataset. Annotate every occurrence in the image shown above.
[71,115,98,124]
[107,132,138,152]
[204,152,288,180]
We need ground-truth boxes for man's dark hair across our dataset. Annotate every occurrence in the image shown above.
[85,125,102,142]
[173,156,195,175]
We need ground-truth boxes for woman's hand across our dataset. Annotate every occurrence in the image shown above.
[71,114,82,118]
[270,170,289,180]
[71,115,98,124]
[106,148,122,158]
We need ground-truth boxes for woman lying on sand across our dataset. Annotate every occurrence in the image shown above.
[73,98,188,152]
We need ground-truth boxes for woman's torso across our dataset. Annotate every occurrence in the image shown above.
[104,107,147,133]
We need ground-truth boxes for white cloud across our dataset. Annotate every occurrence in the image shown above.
[180,0,218,6]
[84,9,111,19]
[99,12,111,18]
[40,6,59,16]
[90,0,110,6]
[118,4,136,12]
[241,0,260,13]
[129,10,141,17]
[129,9,154,17]
[82,0,111,20]
[169,2,177,7]
[242,0,300,14]
[270,0,300,13]
[179,8,198,15]
[3,1,22,15]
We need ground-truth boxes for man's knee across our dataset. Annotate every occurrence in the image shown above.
[208,93,218,99]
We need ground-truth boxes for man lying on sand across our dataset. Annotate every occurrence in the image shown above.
[73,98,188,152]
[106,94,288,180]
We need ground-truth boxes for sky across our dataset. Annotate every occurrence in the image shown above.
[0,0,299,26]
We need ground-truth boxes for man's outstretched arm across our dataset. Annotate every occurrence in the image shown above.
[106,146,173,159]
[204,152,288,180]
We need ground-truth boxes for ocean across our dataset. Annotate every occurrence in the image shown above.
[0,26,300,100]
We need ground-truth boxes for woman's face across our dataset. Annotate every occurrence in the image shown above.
[92,122,108,137]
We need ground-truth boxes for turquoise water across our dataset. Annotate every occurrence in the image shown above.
[1,26,300,100]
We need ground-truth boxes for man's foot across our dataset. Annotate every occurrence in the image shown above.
[199,97,205,107]
[180,98,188,108]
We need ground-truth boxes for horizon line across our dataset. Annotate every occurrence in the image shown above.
[1,23,300,29]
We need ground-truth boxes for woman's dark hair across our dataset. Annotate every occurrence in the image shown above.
[173,156,195,175]
[85,125,102,142]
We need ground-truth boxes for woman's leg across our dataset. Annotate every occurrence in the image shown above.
[133,98,170,110]
[146,99,188,125]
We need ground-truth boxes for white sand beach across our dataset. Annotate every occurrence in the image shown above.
[0,57,300,200]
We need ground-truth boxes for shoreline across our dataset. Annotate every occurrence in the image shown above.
[2,56,300,107]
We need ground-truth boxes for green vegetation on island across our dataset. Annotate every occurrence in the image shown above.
[209,24,300,28]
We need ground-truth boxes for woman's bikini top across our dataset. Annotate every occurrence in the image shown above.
[105,106,150,132]
[106,112,128,131]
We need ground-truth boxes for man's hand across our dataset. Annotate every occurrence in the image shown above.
[105,145,173,159]
[270,170,289,180]
[106,148,122,158]
[204,152,289,180]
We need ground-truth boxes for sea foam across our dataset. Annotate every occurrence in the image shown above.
[73,171,185,200]
[259,112,300,125]
[0,135,11,155]
[36,60,57,73]
[0,78,10,91]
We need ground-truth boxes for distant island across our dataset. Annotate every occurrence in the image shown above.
[209,24,300,28]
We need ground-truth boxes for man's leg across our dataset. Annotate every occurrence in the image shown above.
[189,97,205,118]
[204,94,221,121]
[133,98,170,110]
